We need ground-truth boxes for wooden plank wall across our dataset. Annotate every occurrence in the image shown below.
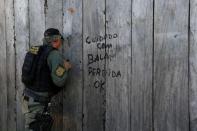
[6,0,16,130]
[131,0,153,131]
[1,0,197,131]
[105,0,131,130]
[0,0,7,130]
[190,0,197,131]
[83,0,106,131]
[154,0,189,131]
[14,0,29,130]
[63,0,83,130]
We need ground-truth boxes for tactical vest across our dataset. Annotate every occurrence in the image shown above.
[22,45,61,94]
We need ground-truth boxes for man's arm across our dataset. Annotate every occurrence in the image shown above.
[47,50,71,87]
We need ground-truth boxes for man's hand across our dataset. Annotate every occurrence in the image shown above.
[64,60,72,71]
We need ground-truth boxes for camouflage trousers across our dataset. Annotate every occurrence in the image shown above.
[21,94,49,131]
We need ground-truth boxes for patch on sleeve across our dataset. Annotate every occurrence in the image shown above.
[29,46,40,55]
[55,65,66,77]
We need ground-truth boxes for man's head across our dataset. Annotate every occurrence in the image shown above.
[43,28,64,49]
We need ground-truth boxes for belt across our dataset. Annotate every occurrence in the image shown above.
[23,88,51,103]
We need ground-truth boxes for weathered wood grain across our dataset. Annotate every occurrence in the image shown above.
[62,0,83,131]
[14,0,29,130]
[131,0,153,131]
[45,0,64,130]
[45,0,63,30]
[154,0,189,131]
[83,0,106,130]
[5,0,16,130]
[190,0,197,130]
[105,0,131,130]
[29,0,45,46]
[0,0,8,130]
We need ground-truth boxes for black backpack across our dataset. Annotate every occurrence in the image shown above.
[22,45,54,86]
[22,46,42,86]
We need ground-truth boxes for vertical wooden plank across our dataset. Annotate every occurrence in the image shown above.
[45,0,63,30]
[131,0,153,131]
[5,0,16,130]
[190,0,197,130]
[45,0,63,130]
[154,0,189,131]
[105,0,131,130]
[14,0,29,130]
[0,0,7,130]
[29,0,45,45]
[62,0,83,131]
[83,0,106,130]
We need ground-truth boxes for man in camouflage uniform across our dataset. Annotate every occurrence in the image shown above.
[21,28,71,131]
